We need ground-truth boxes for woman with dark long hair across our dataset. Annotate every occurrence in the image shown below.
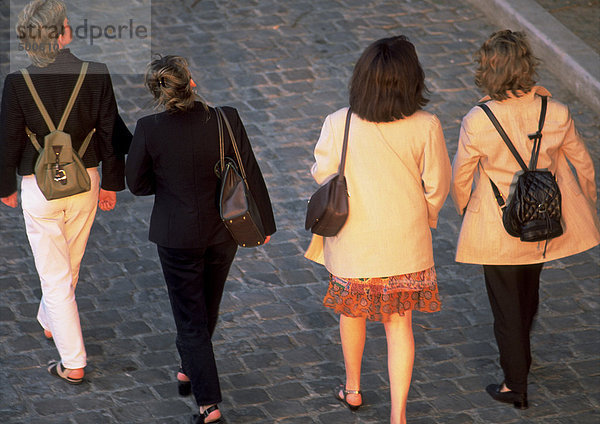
[305,36,451,424]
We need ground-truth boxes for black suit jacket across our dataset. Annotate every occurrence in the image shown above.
[0,49,126,197]
[126,103,276,248]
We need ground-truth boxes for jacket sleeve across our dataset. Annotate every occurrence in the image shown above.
[228,108,277,236]
[125,119,156,196]
[95,67,124,191]
[451,114,484,215]
[112,113,132,156]
[0,75,26,197]
[558,109,597,206]
[421,115,451,228]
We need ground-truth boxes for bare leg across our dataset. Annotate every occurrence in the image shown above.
[384,311,414,424]
[339,314,366,407]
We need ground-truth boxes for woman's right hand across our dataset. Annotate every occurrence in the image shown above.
[1,192,18,208]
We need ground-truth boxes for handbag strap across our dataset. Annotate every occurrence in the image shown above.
[216,107,225,175]
[216,107,247,181]
[338,108,352,176]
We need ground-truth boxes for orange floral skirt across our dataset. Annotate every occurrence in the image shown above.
[323,266,441,322]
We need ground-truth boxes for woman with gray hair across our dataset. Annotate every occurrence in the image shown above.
[0,0,125,384]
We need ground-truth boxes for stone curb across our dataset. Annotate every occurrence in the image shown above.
[465,0,600,116]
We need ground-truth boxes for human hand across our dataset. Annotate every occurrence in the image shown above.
[1,192,18,208]
[98,189,116,211]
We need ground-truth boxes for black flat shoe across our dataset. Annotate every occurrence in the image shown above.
[191,405,222,423]
[486,382,528,409]
[334,384,362,411]
[177,367,191,397]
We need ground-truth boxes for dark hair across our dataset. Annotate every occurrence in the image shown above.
[145,55,205,113]
[349,35,429,122]
[474,30,539,101]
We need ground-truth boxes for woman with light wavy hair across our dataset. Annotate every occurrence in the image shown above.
[451,30,600,409]
[0,0,126,385]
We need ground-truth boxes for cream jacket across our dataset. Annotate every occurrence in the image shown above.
[305,107,451,278]
[451,87,600,265]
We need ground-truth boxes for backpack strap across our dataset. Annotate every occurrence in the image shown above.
[20,62,89,131]
[78,128,96,157]
[25,126,42,153]
[20,68,57,132]
[58,62,89,130]
[490,178,506,210]
[21,62,94,156]
[527,96,547,170]
[478,102,528,172]
[479,96,548,211]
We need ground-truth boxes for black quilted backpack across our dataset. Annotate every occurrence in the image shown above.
[478,96,563,255]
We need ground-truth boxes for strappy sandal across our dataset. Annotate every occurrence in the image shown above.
[334,384,362,411]
[177,367,191,396]
[47,360,84,385]
[191,405,222,423]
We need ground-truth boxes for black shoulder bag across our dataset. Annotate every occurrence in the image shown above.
[216,107,266,247]
[478,96,562,255]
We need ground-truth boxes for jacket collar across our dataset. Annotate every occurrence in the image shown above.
[27,48,81,71]
[478,86,552,103]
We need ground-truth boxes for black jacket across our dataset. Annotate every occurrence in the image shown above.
[126,103,276,248]
[0,49,126,197]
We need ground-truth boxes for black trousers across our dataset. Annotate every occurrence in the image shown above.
[483,263,543,394]
[157,239,237,406]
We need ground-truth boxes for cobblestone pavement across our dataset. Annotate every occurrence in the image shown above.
[1,1,599,423]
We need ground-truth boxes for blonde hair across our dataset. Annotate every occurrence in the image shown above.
[16,0,67,67]
[145,55,206,113]
[474,30,540,101]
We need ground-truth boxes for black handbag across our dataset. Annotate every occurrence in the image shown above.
[216,107,266,247]
[479,97,563,252]
[305,108,352,237]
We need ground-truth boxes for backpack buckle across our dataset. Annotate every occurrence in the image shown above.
[528,130,542,141]
[52,146,68,185]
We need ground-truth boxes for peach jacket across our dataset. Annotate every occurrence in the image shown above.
[451,87,600,265]
[305,107,451,278]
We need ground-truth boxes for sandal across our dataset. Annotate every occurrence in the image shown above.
[177,367,192,396]
[47,360,84,385]
[191,405,222,423]
[334,384,362,411]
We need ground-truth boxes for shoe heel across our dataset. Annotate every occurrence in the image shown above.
[178,380,191,396]
[513,398,528,409]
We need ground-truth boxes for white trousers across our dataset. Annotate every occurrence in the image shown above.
[21,168,99,369]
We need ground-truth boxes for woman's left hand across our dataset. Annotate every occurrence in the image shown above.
[98,189,117,211]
